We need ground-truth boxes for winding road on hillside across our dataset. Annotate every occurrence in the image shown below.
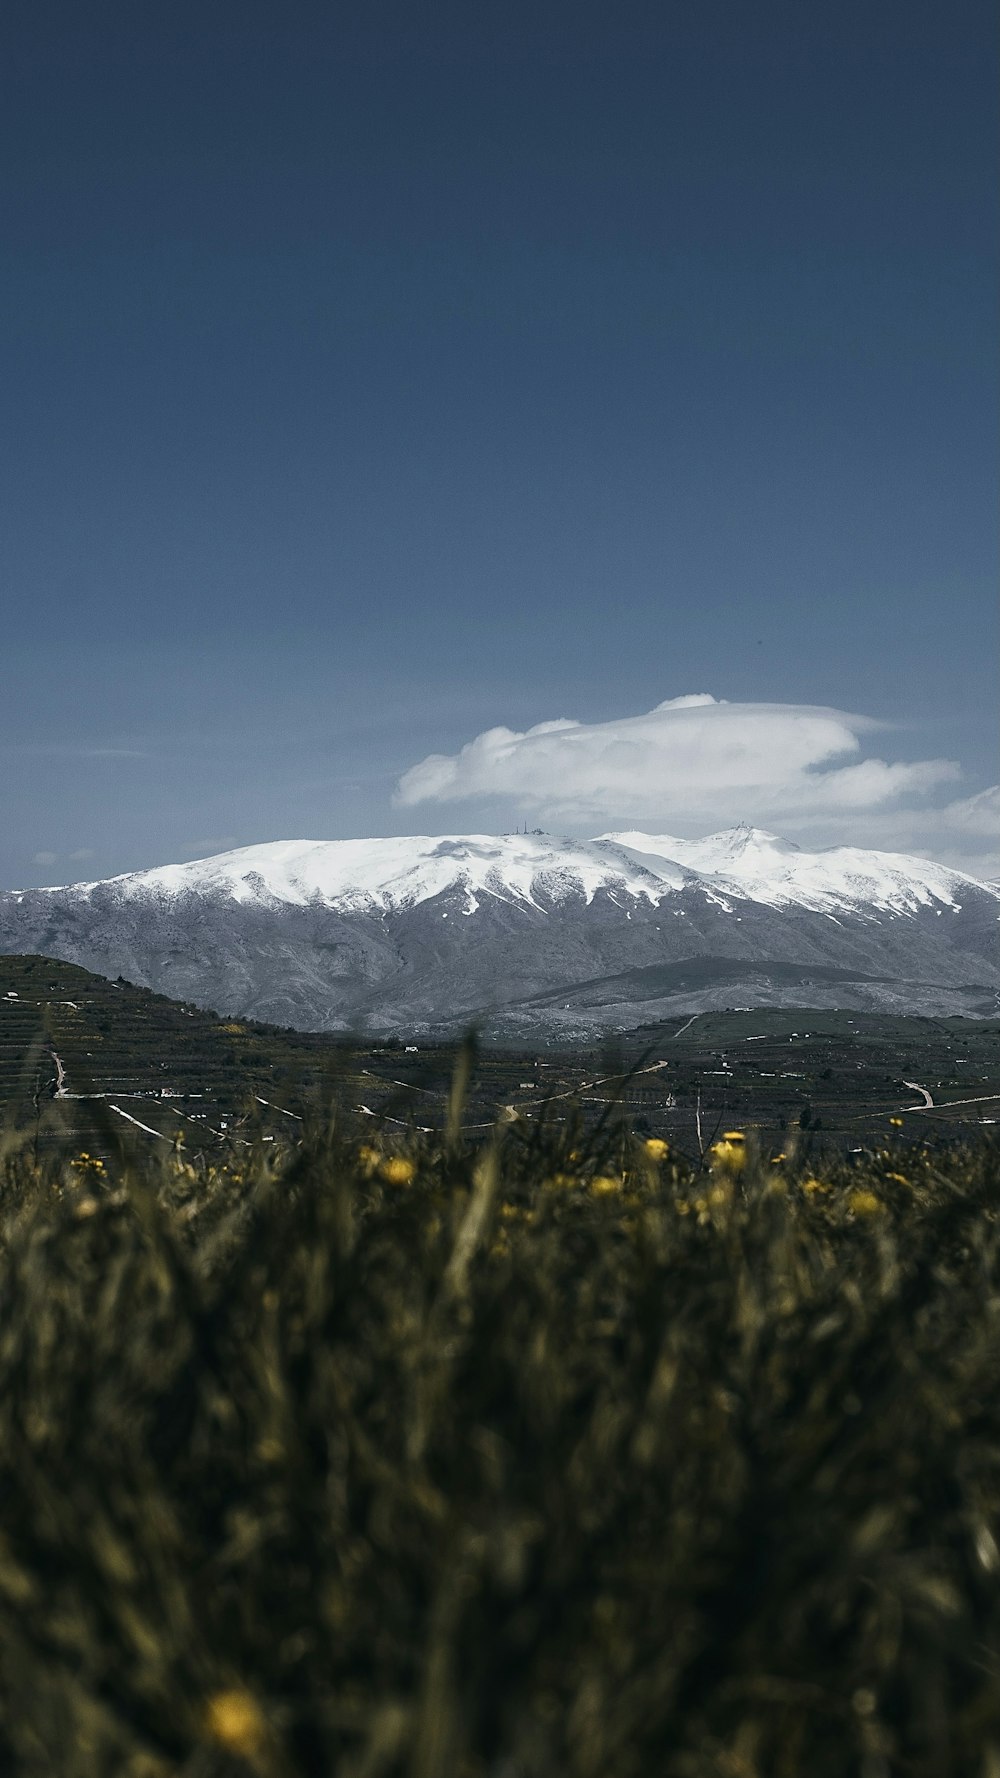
[903,1080,934,1108]
[49,1043,237,1142]
[51,1049,68,1097]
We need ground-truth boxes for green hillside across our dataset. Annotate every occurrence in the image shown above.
[2,955,998,1162]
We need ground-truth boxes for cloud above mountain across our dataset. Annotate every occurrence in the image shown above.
[394,695,997,875]
[395,694,954,820]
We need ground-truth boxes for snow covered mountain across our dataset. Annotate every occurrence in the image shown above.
[1,827,997,1036]
[600,824,978,916]
[71,831,690,913]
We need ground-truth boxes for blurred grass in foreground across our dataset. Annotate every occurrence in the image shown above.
[0,1075,998,1777]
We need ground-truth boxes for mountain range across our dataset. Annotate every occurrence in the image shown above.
[1,826,997,1038]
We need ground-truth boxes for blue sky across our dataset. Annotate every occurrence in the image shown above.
[2,0,997,883]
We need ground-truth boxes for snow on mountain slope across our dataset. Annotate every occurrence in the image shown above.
[600,824,997,916]
[6,826,999,1032]
[21,826,1000,925]
[48,833,688,914]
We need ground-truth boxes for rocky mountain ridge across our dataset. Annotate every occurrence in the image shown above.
[2,827,997,1037]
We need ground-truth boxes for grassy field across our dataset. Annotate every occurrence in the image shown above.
[1,1054,998,1776]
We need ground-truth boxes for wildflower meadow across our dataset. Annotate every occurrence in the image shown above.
[0,1072,998,1775]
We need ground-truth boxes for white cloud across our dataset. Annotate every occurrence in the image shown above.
[934,784,1000,840]
[393,694,998,873]
[929,787,1000,880]
[32,850,58,866]
[395,693,958,821]
[790,786,1000,880]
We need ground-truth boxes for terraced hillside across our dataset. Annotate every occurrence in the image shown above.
[0,955,372,1156]
[624,1006,1000,1149]
[0,955,542,1155]
[2,955,998,1161]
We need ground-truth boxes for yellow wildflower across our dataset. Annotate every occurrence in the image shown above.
[203,1689,267,1761]
[848,1189,882,1217]
[591,1175,622,1195]
[71,1151,104,1173]
[357,1144,380,1177]
[889,1116,904,1127]
[643,1138,670,1161]
[379,1156,416,1186]
[709,1131,746,1174]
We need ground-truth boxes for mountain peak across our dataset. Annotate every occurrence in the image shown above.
[14,826,997,926]
[701,824,801,857]
[3,826,998,1034]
